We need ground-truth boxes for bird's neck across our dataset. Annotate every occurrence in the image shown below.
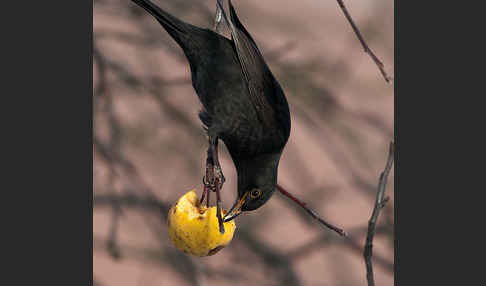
[235,152,282,194]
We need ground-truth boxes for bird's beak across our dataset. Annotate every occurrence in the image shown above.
[223,192,248,222]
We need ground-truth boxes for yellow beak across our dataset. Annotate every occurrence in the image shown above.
[223,192,248,222]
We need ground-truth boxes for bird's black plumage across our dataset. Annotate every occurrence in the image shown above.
[130,0,291,222]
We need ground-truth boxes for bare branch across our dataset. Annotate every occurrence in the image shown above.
[363,141,395,286]
[276,184,347,236]
[335,0,392,83]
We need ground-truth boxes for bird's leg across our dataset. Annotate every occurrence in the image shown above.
[215,178,225,234]
[200,136,225,233]
[205,185,211,208]
[204,153,213,208]
[201,147,215,207]
[213,0,224,34]
[211,139,226,190]
[200,174,211,207]
[209,136,225,234]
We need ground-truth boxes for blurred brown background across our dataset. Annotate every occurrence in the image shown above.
[93,0,394,285]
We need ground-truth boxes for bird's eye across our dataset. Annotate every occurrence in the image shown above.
[250,189,262,199]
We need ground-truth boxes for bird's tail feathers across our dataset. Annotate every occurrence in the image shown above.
[131,0,189,41]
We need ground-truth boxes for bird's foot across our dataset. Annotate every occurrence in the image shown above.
[200,161,215,206]
[201,177,225,234]
[202,165,217,191]
[200,163,225,234]
[214,165,226,191]
[215,179,225,234]
[200,175,212,207]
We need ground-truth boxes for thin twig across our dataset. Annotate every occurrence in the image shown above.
[276,184,347,236]
[335,0,392,83]
[363,141,395,286]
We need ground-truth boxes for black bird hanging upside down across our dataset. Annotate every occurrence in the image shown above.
[130,0,345,236]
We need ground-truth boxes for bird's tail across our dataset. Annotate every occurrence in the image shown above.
[131,0,193,46]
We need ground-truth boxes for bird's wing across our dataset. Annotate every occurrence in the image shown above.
[218,0,276,126]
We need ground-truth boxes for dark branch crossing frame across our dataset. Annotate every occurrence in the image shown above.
[363,142,395,286]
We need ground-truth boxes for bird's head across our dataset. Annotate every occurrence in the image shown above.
[223,152,281,222]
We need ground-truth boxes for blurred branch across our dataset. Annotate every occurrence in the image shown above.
[290,104,379,196]
[95,194,297,285]
[334,0,392,83]
[94,193,170,214]
[237,229,301,286]
[364,141,394,286]
[285,226,394,274]
[92,44,107,97]
[106,199,123,260]
[93,41,124,260]
[264,41,297,62]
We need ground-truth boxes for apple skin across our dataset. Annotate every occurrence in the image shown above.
[168,190,236,257]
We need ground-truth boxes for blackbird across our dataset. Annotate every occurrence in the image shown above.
[130,0,291,233]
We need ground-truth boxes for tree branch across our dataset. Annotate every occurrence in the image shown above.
[276,184,346,236]
[335,0,392,83]
[363,141,395,286]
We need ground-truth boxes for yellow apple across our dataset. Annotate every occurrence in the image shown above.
[168,190,236,257]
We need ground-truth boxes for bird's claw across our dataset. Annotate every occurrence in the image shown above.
[201,177,225,234]
[202,138,225,233]
[202,175,214,191]
[202,162,226,234]
[202,168,225,192]
[214,165,225,190]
